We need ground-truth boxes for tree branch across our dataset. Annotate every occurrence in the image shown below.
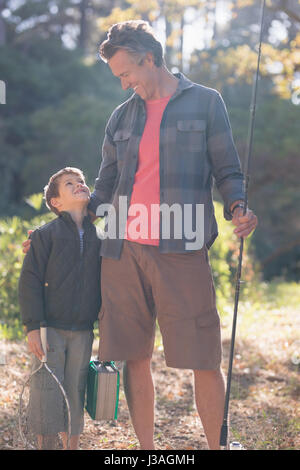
[269,0,300,23]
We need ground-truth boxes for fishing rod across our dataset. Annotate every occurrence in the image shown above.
[219,0,266,450]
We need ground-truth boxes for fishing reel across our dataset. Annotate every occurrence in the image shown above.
[229,441,245,450]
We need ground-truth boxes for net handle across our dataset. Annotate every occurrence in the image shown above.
[40,322,47,363]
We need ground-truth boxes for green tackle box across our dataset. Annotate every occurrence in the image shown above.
[85,359,120,421]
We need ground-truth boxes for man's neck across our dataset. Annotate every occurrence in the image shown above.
[148,66,179,100]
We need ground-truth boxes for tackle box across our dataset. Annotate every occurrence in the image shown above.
[85,359,120,421]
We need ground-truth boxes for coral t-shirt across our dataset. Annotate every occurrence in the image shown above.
[125,94,171,245]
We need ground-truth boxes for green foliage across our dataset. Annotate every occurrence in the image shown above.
[0,211,54,340]
[0,39,125,217]
[24,193,44,212]
[2,37,298,278]
[210,202,257,315]
[230,95,300,281]
[1,5,299,280]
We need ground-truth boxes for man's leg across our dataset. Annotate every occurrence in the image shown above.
[193,368,225,450]
[123,358,155,450]
[60,433,80,450]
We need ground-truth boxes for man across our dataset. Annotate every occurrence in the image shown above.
[23,20,257,450]
[88,20,257,450]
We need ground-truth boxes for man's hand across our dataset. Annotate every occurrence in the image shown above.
[232,206,258,238]
[22,230,33,254]
[27,329,48,361]
[88,210,98,223]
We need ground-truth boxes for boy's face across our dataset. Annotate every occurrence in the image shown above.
[51,173,90,213]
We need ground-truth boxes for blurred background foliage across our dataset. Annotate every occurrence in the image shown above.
[0,0,299,338]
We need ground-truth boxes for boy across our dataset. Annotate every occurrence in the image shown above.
[18,167,101,450]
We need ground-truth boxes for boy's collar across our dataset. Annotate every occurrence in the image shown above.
[59,210,91,226]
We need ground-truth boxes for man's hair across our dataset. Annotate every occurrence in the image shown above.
[99,20,164,67]
[43,167,85,215]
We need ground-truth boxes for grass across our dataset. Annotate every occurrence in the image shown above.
[149,280,300,450]
[220,280,300,450]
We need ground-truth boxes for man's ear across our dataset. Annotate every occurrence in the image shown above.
[138,52,154,67]
[145,51,155,66]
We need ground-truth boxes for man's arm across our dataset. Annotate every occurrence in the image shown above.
[89,121,118,217]
[207,92,257,237]
[207,92,245,219]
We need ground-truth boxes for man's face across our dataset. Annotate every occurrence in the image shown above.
[51,173,90,212]
[108,49,156,100]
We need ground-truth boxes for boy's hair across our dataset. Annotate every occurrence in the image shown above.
[44,167,85,215]
[99,20,164,67]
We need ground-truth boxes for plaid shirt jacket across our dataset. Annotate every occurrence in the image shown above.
[89,73,244,259]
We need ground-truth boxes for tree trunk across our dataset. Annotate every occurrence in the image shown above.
[78,0,89,53]
[0,0,7,46]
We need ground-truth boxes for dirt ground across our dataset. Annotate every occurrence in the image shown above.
[0,304,299,451]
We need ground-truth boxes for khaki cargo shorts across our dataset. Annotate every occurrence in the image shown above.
[99,241,222,370]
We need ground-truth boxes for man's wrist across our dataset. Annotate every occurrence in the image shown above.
[230,202,245,215]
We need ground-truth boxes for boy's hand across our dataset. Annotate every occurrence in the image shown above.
[22,230,33,254]
[27,329,48,361]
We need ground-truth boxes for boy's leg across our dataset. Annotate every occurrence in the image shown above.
[27,330,66,447]
[63,329,94,448]
[123,358,155,450]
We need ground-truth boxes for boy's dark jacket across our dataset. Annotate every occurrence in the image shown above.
[19,211,101,333]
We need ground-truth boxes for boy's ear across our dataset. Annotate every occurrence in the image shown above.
[50,197,61,210]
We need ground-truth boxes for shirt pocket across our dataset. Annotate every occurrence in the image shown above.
[113,129,131,162]
[176,119,206,152]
